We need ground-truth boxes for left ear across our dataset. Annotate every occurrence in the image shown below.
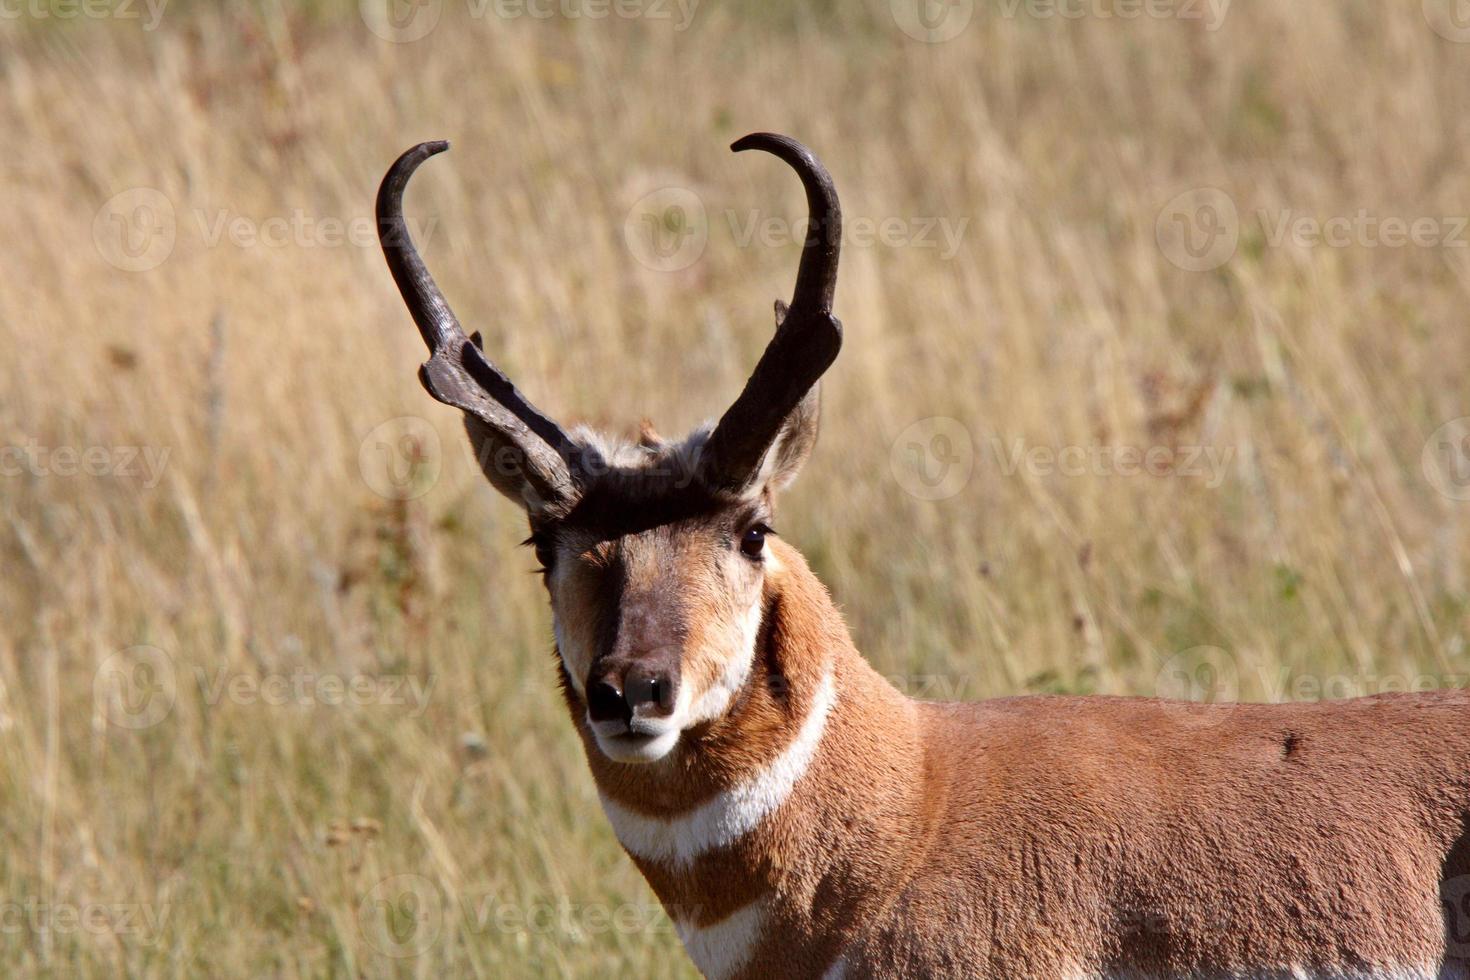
[753,301,821,493]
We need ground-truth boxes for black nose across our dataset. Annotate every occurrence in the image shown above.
[586,663,677,723]
[624,666,671,713]
[587,679,630,724]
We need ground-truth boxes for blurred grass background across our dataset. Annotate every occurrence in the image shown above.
[5,0,1470,974]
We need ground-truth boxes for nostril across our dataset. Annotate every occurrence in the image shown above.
[624,668,675,715]
[626,674,658,708]
[587,680,630,724]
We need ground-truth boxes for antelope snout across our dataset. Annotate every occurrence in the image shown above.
[586,660,679,726]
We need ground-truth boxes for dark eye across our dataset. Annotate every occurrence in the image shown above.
[524,533,556,573]
[740,524,770,560]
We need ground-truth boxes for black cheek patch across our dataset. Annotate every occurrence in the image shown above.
[588,554,627,673]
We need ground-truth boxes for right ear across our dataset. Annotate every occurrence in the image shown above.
[744,301,822,495]
[377,142,581,516]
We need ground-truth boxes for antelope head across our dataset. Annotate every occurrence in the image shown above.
[377,134,842,764]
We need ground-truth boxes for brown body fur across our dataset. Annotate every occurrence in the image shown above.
[570,540,1470,979]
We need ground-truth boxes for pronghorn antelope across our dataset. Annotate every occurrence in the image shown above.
[377,135,1470,979]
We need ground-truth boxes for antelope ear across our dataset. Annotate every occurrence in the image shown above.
[761,386,820,493]
[461,415,564,512]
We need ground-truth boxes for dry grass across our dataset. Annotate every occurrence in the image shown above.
[4,0,1470,974]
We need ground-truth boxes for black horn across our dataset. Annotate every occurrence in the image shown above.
[700,133,844,494]
[376,141,580,509]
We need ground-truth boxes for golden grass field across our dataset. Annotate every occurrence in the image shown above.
[5,0,1470,974]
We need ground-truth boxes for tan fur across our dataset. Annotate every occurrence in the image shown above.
[561,540,1470,979]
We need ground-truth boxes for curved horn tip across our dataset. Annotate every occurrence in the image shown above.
[730,132,812,160]
[397,139,451,168]
[384,140,451,180]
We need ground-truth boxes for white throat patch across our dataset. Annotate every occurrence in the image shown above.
[675,899,767,980]
[598,666,839,866]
